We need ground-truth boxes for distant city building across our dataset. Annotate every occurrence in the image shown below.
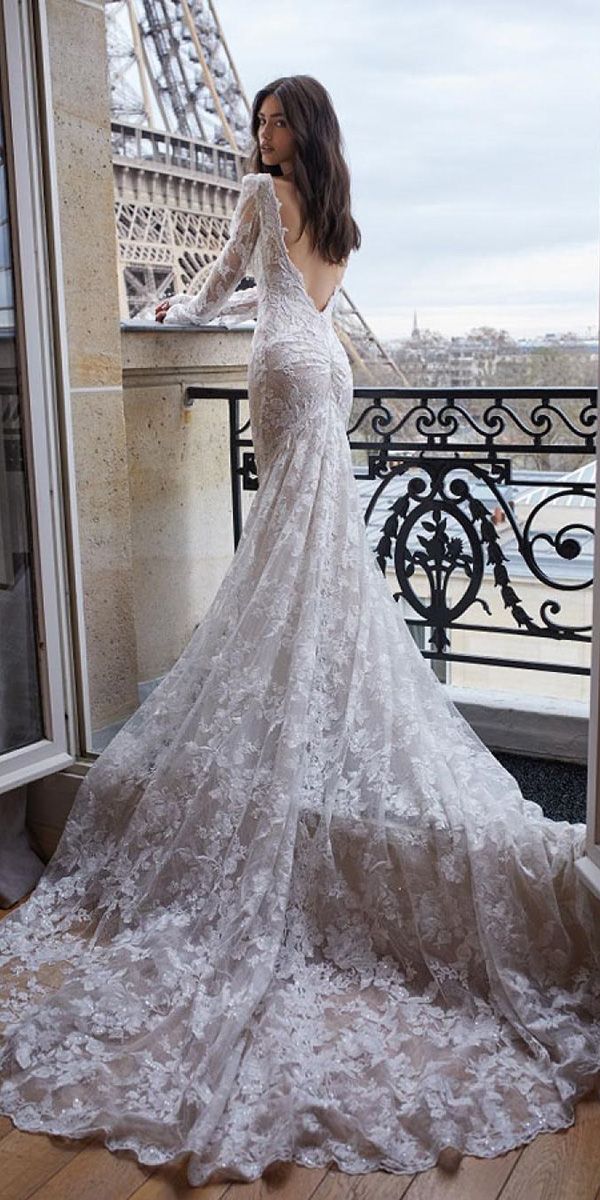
[388,324,598,391]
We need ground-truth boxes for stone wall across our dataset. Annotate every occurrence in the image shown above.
[46,0,138,730]
[121,326,254,686]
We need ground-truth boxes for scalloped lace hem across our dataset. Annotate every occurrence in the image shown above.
[1,1087,595,1187]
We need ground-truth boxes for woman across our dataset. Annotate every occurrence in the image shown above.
[1,73,600,1188]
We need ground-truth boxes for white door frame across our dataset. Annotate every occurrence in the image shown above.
[0,0,76,792]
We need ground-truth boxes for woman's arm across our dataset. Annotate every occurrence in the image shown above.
[162,283,258,327]
[218,284,258,327]
[160,175,261,327]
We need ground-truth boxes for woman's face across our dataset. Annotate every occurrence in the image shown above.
[256,93,295,171]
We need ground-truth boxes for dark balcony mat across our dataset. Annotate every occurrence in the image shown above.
[495,751,587,825]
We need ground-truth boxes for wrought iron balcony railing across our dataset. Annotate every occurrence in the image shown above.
[185,385,597,679]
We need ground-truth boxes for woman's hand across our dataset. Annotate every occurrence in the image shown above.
[155,299,171,323]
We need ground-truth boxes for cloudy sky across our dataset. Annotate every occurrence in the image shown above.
[217,0,600,340]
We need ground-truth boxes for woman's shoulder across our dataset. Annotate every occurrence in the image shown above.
[240,171,268,188]
[238,172,270,207]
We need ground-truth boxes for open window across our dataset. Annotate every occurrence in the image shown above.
[0,0,74,793]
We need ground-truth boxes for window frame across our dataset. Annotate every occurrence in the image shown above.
[0,0,76,793]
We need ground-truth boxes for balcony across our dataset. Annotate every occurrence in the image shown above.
[36,338,590,851]
[210,379,595,824]
[3,1,600,1188]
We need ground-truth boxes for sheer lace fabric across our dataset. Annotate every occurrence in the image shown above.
[1,172,600,1187]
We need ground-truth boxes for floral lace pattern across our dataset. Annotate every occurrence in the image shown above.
[2,172,600,1187]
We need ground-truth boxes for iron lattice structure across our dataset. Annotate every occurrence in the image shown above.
[105,0,405,382]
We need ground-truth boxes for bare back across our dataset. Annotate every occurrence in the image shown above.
[271,175,347,315]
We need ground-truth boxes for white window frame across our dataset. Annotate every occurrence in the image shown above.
[0,0,76,792]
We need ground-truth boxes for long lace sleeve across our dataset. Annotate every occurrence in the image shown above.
[218,284,258,327]
[165,284,258,328]
[163,174,261,327]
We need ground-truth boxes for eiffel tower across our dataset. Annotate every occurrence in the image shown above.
[104,0,405,383]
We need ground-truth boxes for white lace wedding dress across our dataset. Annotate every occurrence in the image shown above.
[1,170,600,1186]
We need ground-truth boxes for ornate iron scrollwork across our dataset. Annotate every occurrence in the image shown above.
[367,453,593,664]
[188,382,597,678]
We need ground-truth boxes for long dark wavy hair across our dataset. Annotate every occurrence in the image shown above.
[244,75,361,266]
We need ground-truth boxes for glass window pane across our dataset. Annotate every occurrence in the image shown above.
[0,97,44,753]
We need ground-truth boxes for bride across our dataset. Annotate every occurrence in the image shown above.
[1,73,600,1188]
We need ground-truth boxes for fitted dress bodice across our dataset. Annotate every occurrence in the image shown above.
[165,171,354,478]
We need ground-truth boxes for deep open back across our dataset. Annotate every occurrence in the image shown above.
[266,173,345,316]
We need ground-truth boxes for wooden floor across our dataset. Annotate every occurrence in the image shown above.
[2,907,600,1200]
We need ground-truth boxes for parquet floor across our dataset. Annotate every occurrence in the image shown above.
[2,905,600,1200]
